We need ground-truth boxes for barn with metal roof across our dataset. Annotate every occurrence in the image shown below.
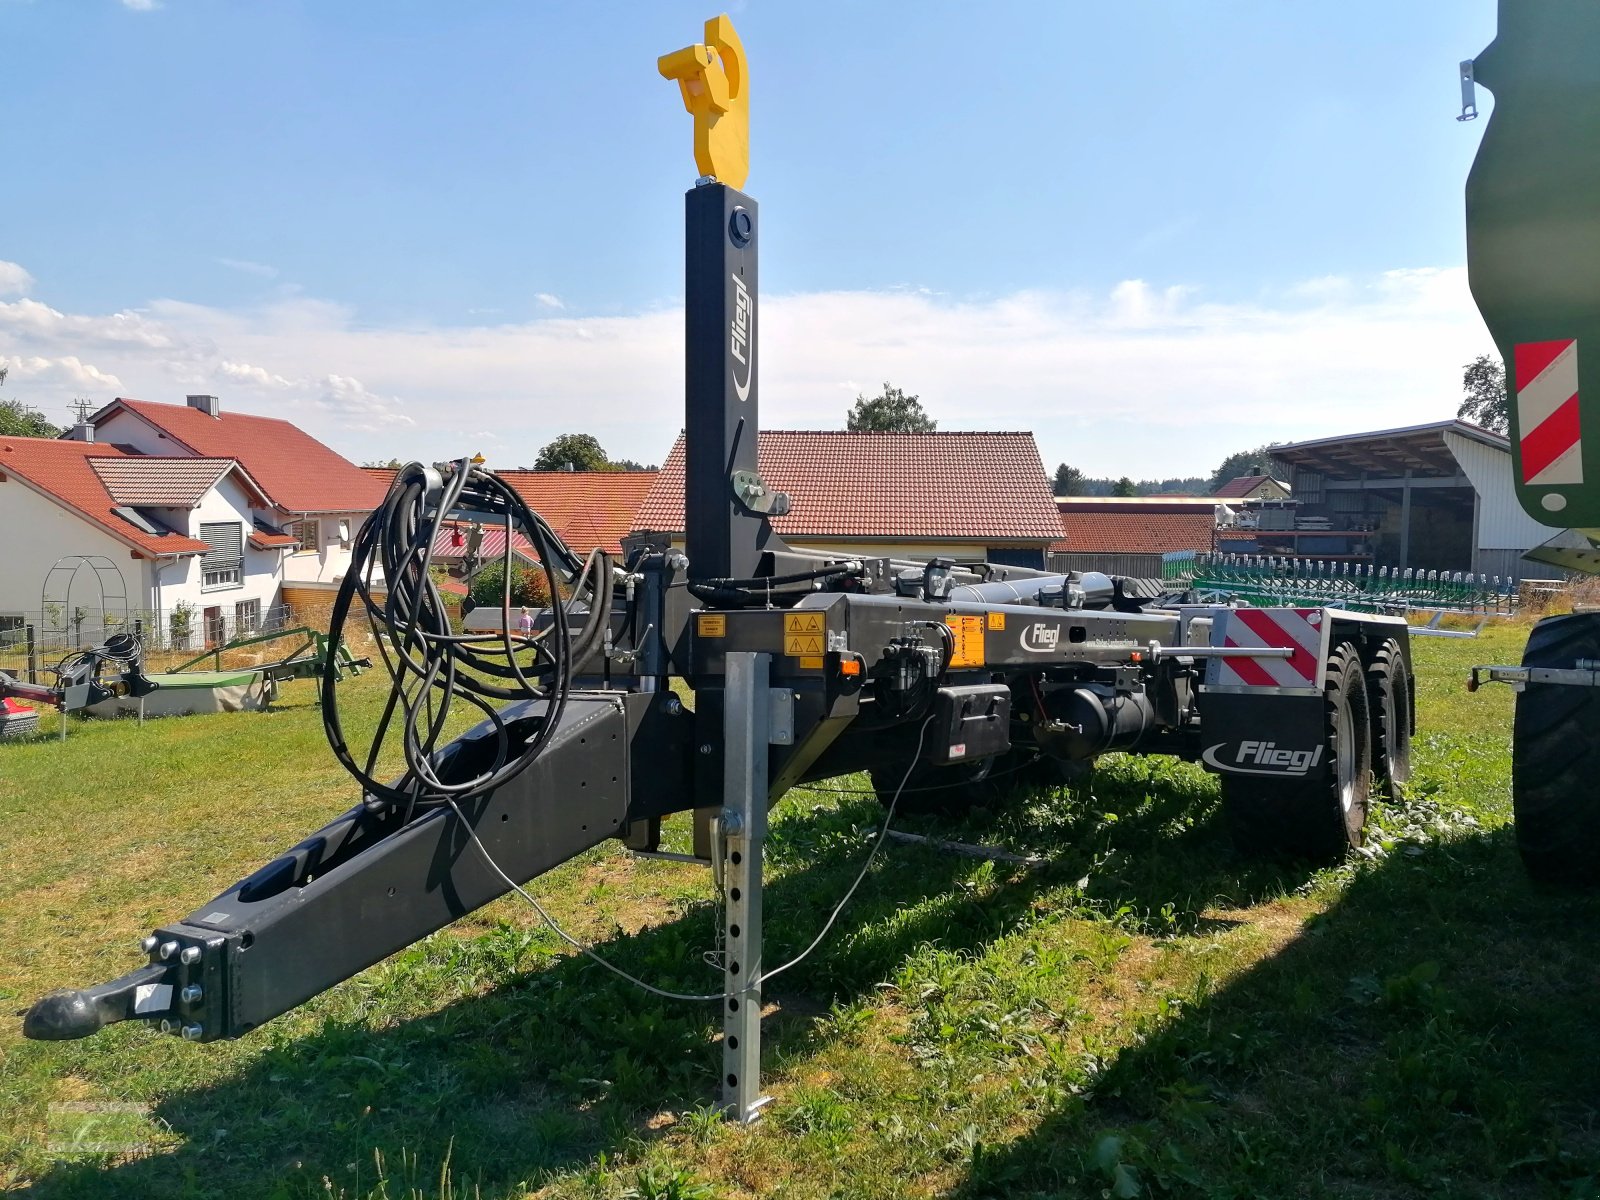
[1266,420,1565,581]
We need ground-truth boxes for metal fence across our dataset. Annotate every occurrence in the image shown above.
[0,604,298,682]
[1162,552,1522,615]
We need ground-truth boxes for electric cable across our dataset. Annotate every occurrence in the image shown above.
[453,714,935,1003]
[320,458,611,811]
[753,714,933,987]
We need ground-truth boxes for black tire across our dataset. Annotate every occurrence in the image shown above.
[1368,638,1413,803]
[869,755,997,815]
[1221,640,1372,861]
[1512,612,1600,885]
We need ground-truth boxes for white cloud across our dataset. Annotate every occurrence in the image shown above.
[219,360,293,388]
[0,267,1489,477]
[120,0,159,10]
[0,260,34,297]
[534,293,565,310]
[316,373,412,431]
[216,257,279,280]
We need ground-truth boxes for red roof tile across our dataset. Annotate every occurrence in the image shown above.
[1052,510,1217,555]
[499,471,658,555]
[634,432,1062,541]
[363,466,398,487]
[94,398,385,514]
[0,437,212,556]
[248,529,298,550]
[88,457,242,508]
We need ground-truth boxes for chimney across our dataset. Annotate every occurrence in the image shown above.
[66,421,95,443]
[187,394,221,418]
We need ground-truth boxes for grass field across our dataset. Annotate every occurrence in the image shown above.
[5,622,1600,1199]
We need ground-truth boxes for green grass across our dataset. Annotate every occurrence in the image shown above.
[5,622,1600,1198]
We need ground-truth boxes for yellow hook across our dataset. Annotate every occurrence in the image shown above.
[658,14,749,190]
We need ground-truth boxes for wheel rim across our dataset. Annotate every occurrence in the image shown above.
[1336,689,1357,814]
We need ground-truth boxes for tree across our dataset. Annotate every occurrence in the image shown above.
[1209,444,1280,493]
[533,433,614,472]
[1458,352,1509,434]
[1110,476,1137,497]
[846,382,936,433]
[1052,463,1085,496]
[0,399,61,438]
[469,560,550,608]
[362,457,403,470]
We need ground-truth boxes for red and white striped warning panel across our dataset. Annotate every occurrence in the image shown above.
[1208,608,1328,691]
[1515,339,1584,487]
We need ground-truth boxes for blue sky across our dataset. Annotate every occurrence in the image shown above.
[1,1,1499,478]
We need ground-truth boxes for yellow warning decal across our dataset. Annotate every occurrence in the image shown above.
[986,611,1006,631]
[784,633,825,656]
[697,613,727,638]
[783,611,826,656]
[799,655,824,670]
[945,614,985,668]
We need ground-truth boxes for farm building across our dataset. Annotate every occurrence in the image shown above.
[1212,473,1291,501]
[0,395,383,650]
[634,431,1064,568]
[1257,419,1566,581]
[1050,496,1222,577]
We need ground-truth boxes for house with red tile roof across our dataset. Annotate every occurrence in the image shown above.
[634,431,1062,568]
[0,433,295,648]
[498,471,658,557]
[1213,473,1290,501]
[1051,496,1222,577]
[359,467,655,563]
[80,395,387,623]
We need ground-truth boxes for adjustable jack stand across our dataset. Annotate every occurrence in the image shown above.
[719,651,772,1122]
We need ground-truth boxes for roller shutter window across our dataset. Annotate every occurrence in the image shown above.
[201,521,243,588]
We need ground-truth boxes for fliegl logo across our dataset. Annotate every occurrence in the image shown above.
[1019,622,1060,654]
[731,272,754,401]
[1201,740,1325,777]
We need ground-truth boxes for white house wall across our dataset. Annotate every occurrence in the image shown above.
[91,408,183,456]
[147,479,284,627]
[281,512,363,584]
[1443,430,1566,551]
[0,478,150,621]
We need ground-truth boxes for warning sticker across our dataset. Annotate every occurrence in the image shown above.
[986,611,1005,631]
[784,633,825,656]
[783,611,826,656]
[697,614,727,638]
[799,655,824,670]
[945,614,985,668]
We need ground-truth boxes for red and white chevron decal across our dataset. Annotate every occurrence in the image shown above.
[1216,608,1327,690]
[1515,339,1583,487]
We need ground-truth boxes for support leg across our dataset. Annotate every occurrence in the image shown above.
[721,651,771,1123]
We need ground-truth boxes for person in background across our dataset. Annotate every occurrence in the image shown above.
[516,606,535,635]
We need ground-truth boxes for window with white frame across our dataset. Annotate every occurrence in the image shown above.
[200,522,244,589]
[292,519,321,553]
[235,598,261,635]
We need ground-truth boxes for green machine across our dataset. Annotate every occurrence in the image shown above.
[1464,0,1600,881]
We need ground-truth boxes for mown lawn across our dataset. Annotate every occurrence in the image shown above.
[4,622,1600,1199]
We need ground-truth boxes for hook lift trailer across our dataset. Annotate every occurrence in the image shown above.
[22,15,1414,1122]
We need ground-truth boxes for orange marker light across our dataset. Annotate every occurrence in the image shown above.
[839,658,862,677]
